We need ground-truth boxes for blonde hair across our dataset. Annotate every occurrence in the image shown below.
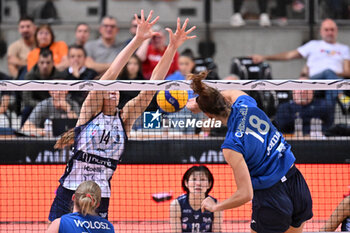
[74,181,101,216]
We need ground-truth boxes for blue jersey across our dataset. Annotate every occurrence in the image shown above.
[221,95,295,190]
[341,217,350,231]
[177,194,216,232]
[59,212,114,233]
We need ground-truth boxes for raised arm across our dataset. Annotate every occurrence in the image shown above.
[54,10,159,149]
[101,10,159,81]
[122,18,196,135]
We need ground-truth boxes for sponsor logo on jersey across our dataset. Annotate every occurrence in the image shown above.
[73,219,111,230]
[182,217,189,223]
[266,131,281,156]
[194,215,199,220]
[83,165,104,173]
[183,209,192,213]
[203,217,212,223]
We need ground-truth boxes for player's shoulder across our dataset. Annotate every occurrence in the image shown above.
[177,194,187,201]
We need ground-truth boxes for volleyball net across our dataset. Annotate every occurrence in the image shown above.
[0,79,349,232]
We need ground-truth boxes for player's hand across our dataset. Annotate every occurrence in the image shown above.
[186,97,201,114]
[251,54,264,64]
[54,128,75,149]
[201,196,217,212]
[166,18,196,49]
[134,10,160,41]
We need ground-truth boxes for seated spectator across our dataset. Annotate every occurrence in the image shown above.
[117,54,144,109]
[74,23,90,46]
[320,195,350,231]
[274,74,334,136]
[0,72,21,133]
[252,19,350,105]
[22,48,63,125]
[21,91,79,137]
[84,16,125,74]
[136,24,179,79]
[7,16,36,79]
[166,48,196,81]
[27,24,68,72]
[230,0,271,27]
[62,44,98,106]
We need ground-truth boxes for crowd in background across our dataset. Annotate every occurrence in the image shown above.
[0,0,350,138]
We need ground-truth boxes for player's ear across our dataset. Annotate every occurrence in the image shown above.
[72,194,75,201]
[184,181,189,188]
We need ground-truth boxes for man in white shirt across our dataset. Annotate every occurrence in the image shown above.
[252,18,350,102]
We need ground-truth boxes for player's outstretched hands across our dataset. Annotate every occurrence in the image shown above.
[166,18,196,49]
[134,10,160,41]
[201,196,217,213]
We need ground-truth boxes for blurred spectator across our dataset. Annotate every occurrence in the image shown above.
[84,16,124,74]
[74,23,90,46]
[252,19,350,104]
[62,44,98,106]
[166,48,196,81]
[136,24,179,79]
[0,72,21,133]
[22,48,63,125]
[230,0,271,27]
[320,195,350,231]
[117,54,144,109]
[274,75,334,136]
[7,16,36,79]
[123,15,140,45]
[27,24,69,71]
[274,0,305,26]
[21,91,79,137]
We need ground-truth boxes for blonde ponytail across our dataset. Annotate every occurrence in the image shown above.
[74,181,101,216]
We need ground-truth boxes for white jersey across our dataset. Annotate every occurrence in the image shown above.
[60,111,127,198]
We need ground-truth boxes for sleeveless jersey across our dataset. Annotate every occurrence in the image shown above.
[60,111,127,197]
[177,194,216,232]
[341,217,350,231]
[221,95,295,190]
[59,212,114,233]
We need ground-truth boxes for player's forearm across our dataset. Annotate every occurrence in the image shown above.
[101,37,144,81]
[135,39,150,62]
[150,44,177,81]
[212,189,252,212]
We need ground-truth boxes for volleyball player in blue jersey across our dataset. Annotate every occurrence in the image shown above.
[170,165,222,232]
[187,72,313,233]
[47,181,114,233]
[48,11,196,222]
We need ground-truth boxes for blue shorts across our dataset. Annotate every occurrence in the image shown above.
[251,166,313,233]
[48,184,110,222]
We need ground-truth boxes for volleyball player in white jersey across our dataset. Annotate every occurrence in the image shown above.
[48,11,196,221]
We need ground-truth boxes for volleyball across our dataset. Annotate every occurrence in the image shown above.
[156,90,188,113]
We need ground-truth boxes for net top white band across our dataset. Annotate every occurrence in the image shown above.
[0,79,350,91]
